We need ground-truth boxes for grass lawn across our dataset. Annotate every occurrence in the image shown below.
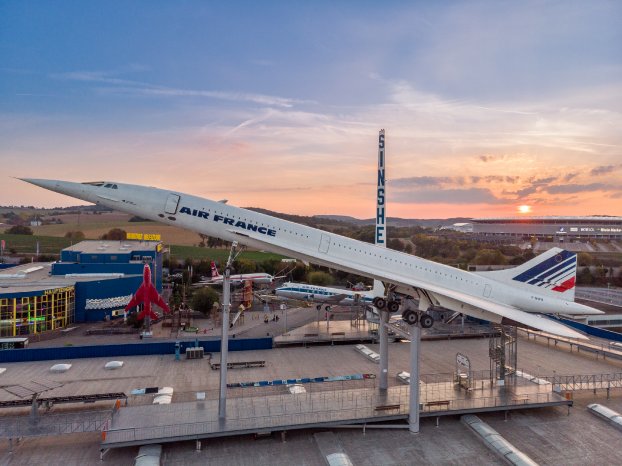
[0,233,72,254]
[0,233,285,263]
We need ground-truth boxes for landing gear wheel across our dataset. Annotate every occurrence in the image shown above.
[373,297,387,309]
[387,301,400,313]
[402,310,418,326]
[316,304,322,311]
[420,313,434,329]
[325,306,331,312]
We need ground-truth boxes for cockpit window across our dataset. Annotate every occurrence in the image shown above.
[104,183,113,188]
[82,181,105,187]
[112,184,118,189]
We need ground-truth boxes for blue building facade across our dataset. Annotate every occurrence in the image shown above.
[51,240,165,322]
[0,240,166,335]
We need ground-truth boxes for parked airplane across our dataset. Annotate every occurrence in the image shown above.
[125,263,171,321]
[194,260,278,286]
[274,280,385,312]
[21,178,602,339]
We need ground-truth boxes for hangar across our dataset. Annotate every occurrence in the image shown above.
[471,216,622,241]
[0,240,164,338]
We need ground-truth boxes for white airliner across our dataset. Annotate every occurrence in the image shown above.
[274,281,383,311]
[195,260,277,286]
[21,178,602,339]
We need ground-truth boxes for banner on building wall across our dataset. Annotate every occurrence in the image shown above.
[126,233,162,241]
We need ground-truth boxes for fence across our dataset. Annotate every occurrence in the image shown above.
[0,337,273,363]
[102,387,562,446]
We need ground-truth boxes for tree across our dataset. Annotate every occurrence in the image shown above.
[126,311,141,328]
[289,263,308,281]
[129,215,151,222]
[387,238,404,252]
[307,271,334,286]
[233,259,256,274]
[64,231,85,241]
[577,267,594,285]
[577,252,593,267]
[5,225,33,235]
[473,248,507,266]
[207,236,226,248]
[101,228,127,240]
[191,287,220,316]
[198,233,209,247]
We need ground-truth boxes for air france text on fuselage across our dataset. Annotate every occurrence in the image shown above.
[179,206,276,237]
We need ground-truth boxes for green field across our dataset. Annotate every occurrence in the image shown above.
[0,232,285,263]
[168,245,285,262]
[0,233,72,255]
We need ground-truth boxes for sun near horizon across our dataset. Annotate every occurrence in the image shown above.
[517,205,532,214]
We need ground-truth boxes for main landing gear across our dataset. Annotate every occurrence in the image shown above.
[401,310,433,328]
[372,296,387,309]
[372,296,400,312]
[373,296,434,328]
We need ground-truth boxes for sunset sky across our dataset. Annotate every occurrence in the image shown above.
[1,1,621,219]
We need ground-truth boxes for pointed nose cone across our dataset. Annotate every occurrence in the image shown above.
[20,178,91,201]
[144,264,152,284]
[19,178,63,190]
[19,178,94,203]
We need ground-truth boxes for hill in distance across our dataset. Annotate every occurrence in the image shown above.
[313,214,472,228]
[2,204,469,231]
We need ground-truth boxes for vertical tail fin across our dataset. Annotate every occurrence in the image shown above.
[210,261,220,279]
[479,248,577,301]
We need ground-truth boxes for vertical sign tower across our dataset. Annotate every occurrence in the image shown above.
[376,129,386,248]
[376,129,390,391]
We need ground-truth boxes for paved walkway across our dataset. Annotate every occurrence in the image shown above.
[102,377,569,449]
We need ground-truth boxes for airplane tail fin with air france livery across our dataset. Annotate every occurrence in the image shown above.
[476,247,577,302]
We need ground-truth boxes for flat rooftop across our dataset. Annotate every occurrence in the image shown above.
[0,261,134,294]
[2,324,622,464]
[62,240,161,255]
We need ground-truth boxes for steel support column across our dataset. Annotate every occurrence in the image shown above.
[379,310,389,390]
[409,324,421,433]
[218,264,230,419]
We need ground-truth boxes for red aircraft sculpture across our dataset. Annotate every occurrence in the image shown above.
[125,264,170,321]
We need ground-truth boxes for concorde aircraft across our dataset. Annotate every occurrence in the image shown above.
[21,178,602,339]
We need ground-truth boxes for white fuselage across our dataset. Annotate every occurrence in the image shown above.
[209,273,274,285]
[275,282,375,306]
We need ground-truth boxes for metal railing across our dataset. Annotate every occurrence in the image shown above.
[539,372,622,391]
[0,409,111,438]
[102,388,561,445]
